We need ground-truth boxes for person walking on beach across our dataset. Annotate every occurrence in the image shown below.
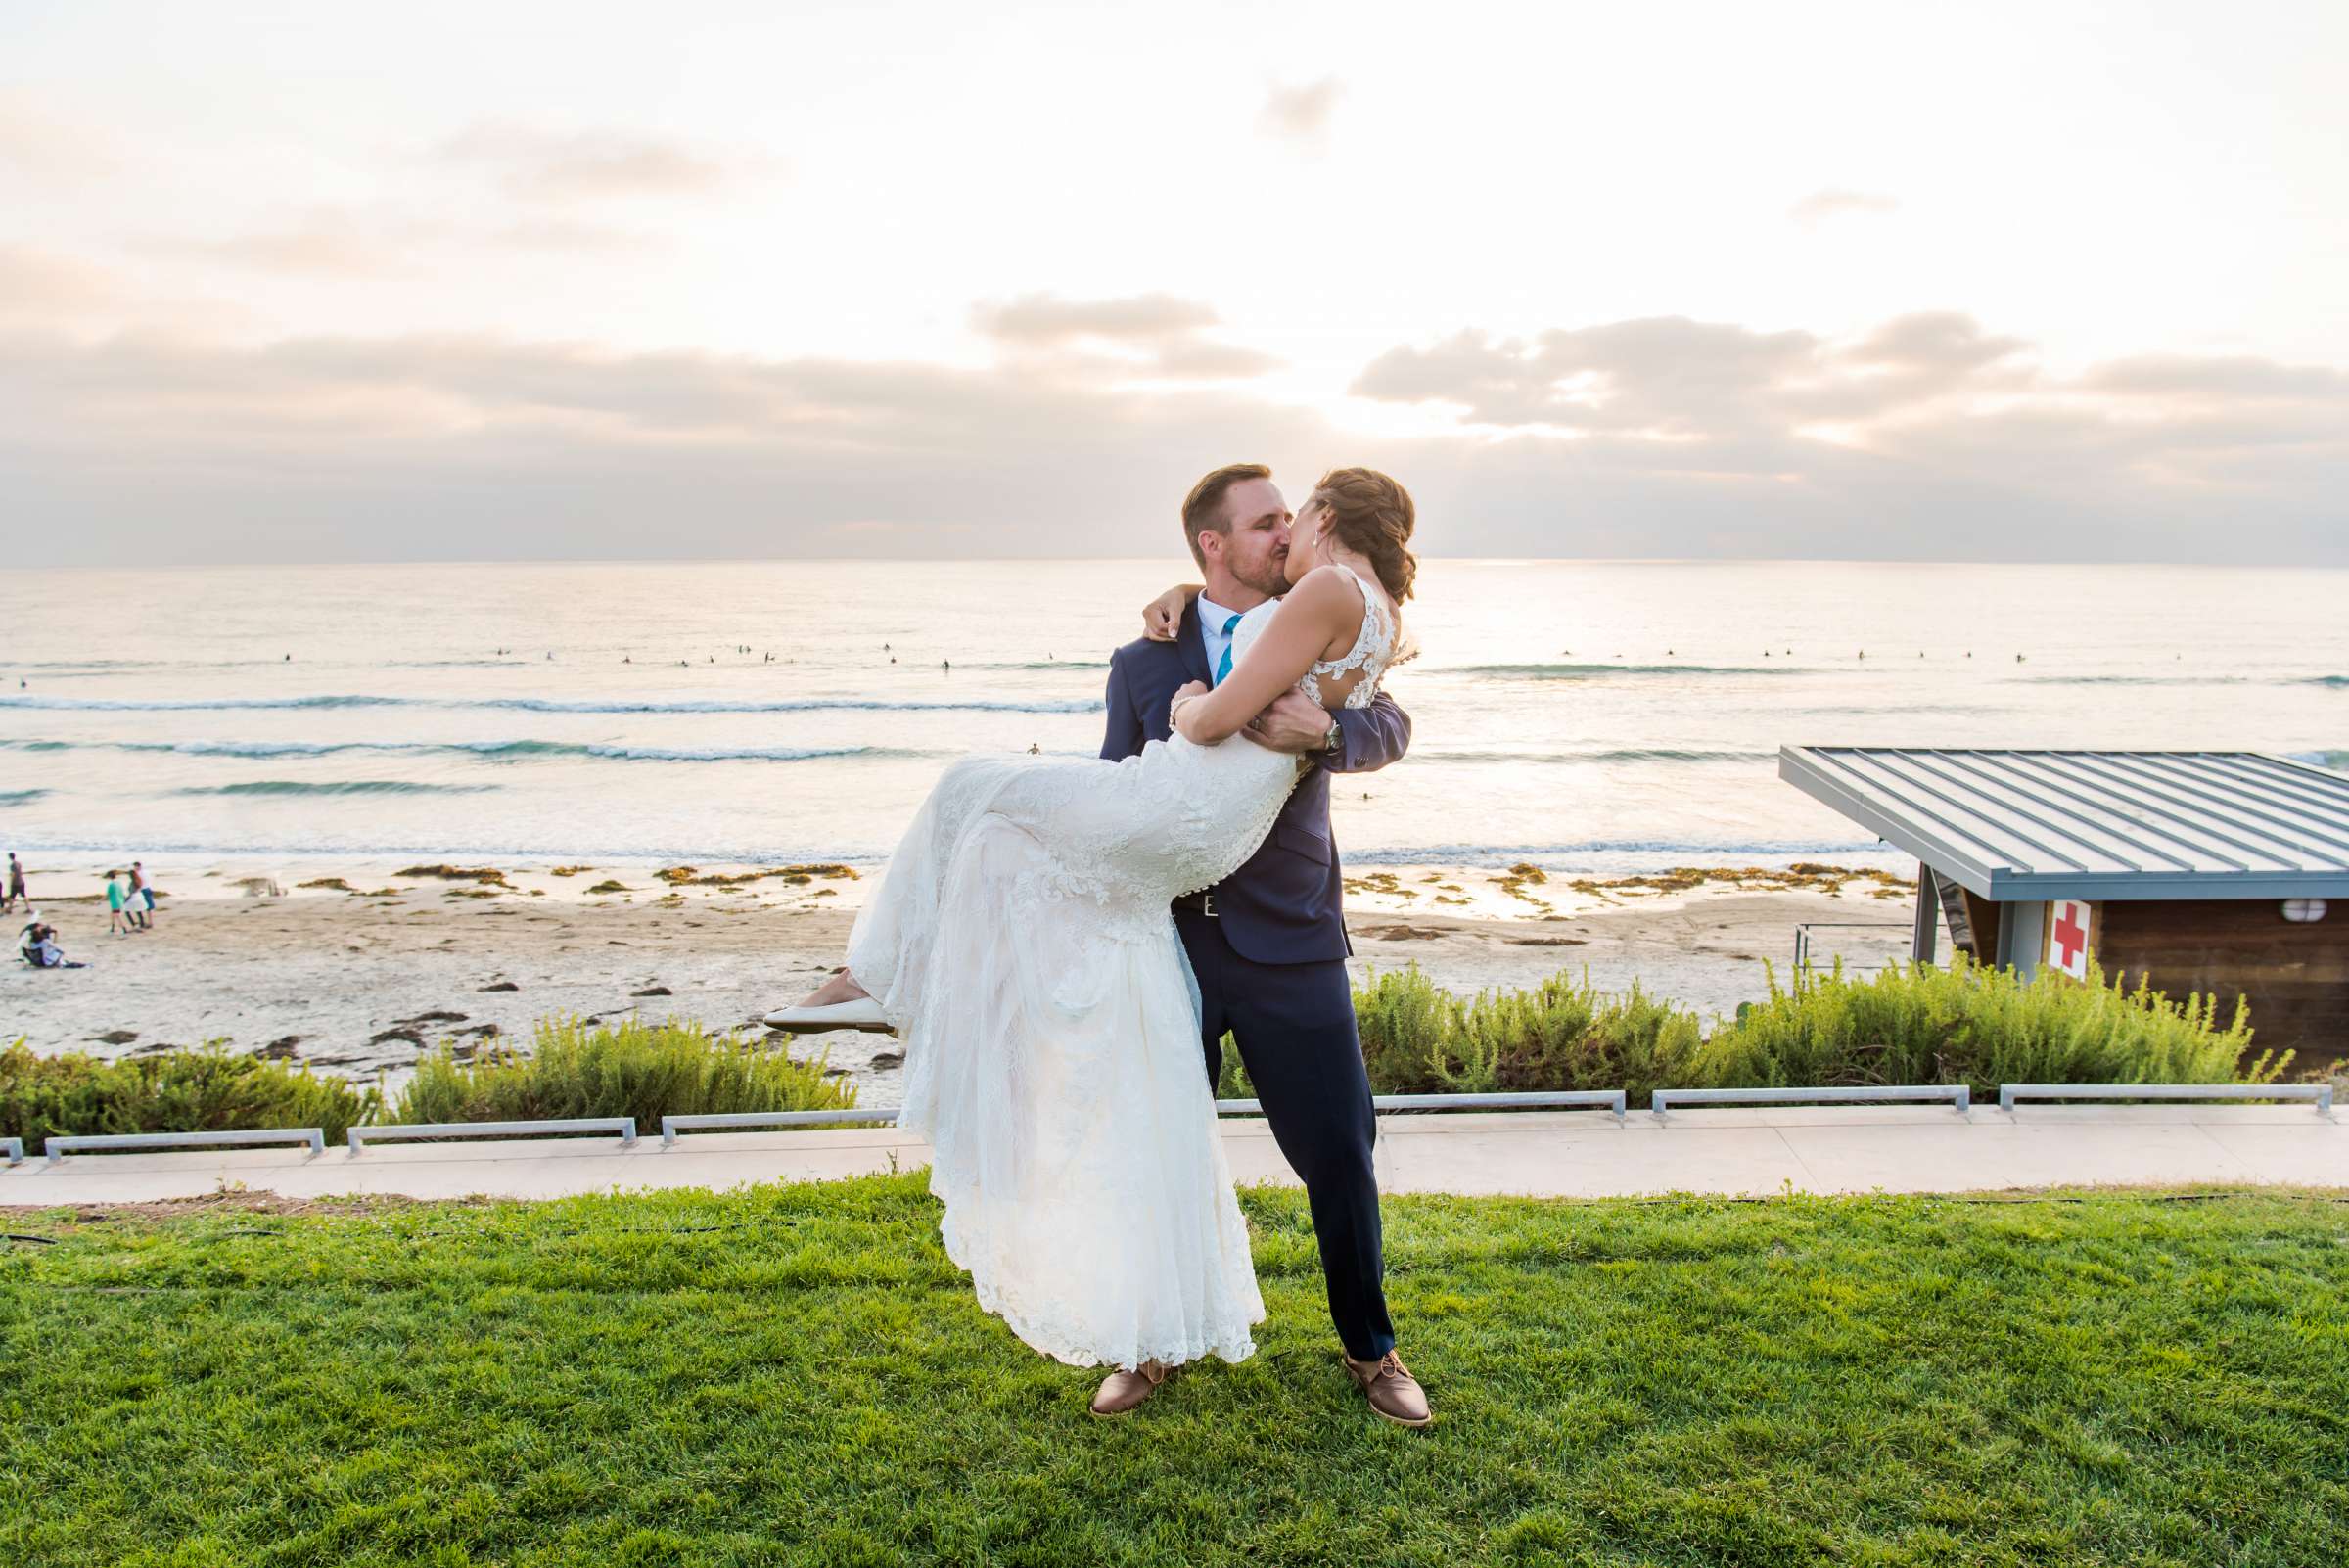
[2,853,23,913]
[127,860,155,930]
[104,870,132,935]
[767,464,1428,1426]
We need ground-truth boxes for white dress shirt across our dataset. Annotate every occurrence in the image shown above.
[1197,592,1246,684]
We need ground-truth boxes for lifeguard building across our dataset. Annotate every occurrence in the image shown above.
[1779,747,2349,1063]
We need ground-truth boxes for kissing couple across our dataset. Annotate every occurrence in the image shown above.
[770,463,1429,1426]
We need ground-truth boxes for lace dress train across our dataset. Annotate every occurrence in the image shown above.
[846,734,1296,1368]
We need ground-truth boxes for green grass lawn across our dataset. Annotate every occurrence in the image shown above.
[3,1178,2344,1567]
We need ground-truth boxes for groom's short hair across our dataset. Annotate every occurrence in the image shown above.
[1181,463,1271,567]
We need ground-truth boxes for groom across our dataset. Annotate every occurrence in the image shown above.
[1092,462,1430,1427]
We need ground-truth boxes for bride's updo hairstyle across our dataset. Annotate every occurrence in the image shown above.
[1310,467,1417,602]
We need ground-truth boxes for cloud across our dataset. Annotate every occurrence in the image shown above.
[144,212,421,278]
[0,245,122,316]
[974,293,1221,344]
[437,122,773,203]
[0,297,2341,567]
[490,218,656,254]
[0,93,119,176]
[2077,353,2349,402]
[1147,339,1288,380]
[1353,311,2046,433]
[140,209,659,277]
[1788,187,1900,228]
[972,292,1282,381]
[1259,78,1343,150]
[0,322,1331,565]
[1352,317,1820,431]
[1347,309,2346,559]
[1839,311,2027,374]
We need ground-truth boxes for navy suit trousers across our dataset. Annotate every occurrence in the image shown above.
[1179,907,1394,1361]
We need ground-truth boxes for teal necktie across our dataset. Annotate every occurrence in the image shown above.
[1213,613,1242,685]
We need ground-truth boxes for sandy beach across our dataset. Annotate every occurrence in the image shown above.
[4,857,1921,1105]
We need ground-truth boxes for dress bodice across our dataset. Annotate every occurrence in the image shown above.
[1229,565,1402,712]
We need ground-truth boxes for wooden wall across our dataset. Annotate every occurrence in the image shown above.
[1941,882,1999,964]
[2094,899,2349,1070]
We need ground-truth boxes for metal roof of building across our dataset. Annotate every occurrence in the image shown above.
[1779,747,2349,901]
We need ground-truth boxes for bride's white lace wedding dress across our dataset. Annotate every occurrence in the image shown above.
[845,565,1403,1370]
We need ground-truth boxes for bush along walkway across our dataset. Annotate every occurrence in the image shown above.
[0,1017,856,1156]
[2,1179,2345,1566]
[1340,955,2291,1109]
[5,955,2305,1156]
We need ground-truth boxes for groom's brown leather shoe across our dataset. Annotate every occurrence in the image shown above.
[1088,1359,1168,1417]
[1343,1350,1433,1427]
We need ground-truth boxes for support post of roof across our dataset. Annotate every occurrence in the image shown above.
[1997,899,2044,980]
[1911,863,1938,964]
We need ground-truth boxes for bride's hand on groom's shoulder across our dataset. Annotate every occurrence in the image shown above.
[1142,583,1198,641]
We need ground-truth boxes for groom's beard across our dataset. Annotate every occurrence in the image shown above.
[1236,555,1290,599]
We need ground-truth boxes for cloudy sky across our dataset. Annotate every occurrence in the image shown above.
[4,0,2344,565]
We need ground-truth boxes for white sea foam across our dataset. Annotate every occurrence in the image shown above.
[0,558,2340,865]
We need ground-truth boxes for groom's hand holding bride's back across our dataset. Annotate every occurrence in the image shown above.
[1246,689,1344,753]
[1167,680,1334,755]
[1141,586,1334,753]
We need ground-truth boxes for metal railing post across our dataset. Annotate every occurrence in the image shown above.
[44,1128,326,1164]
[348,1117,638,1153]
[661,1108,904,1146]
[1998,1084,2332,1116]
[1217,1090,1628,1124]
[1652,1085,1971,1121]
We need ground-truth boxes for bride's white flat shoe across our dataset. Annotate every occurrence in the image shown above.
[762,997,891,1033]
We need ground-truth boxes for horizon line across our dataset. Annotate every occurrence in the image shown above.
[9,554,2345,574]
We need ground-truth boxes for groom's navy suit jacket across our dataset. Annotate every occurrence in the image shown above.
[1101,597,1411,965]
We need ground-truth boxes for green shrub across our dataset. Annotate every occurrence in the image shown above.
[1212,1033,1254,1101]
[1354,965,1705,1102]
[1696,954,2282,1101]
[1,955,2281,1149]
[392,1016,857,1128]
[1351,955,2281,1107]
[0,1039,381,1155]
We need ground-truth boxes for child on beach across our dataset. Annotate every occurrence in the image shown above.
[105,871,132,935]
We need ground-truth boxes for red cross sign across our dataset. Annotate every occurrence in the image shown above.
[2048,899,2092,979]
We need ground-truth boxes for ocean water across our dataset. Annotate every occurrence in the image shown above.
[1,559,2342,877]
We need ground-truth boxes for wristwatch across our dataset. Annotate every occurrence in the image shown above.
[1319,717,1344,755]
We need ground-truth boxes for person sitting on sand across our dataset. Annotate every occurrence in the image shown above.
[16,909,41,962]
[24,922,84,969]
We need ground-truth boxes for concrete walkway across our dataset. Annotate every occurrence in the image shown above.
[3,1104,2341,1206]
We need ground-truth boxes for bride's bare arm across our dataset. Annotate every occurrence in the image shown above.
[1141,583,1201,641]
[1172,569,1354,745]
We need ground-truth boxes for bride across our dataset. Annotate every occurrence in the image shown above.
[770,467,1414,1377]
